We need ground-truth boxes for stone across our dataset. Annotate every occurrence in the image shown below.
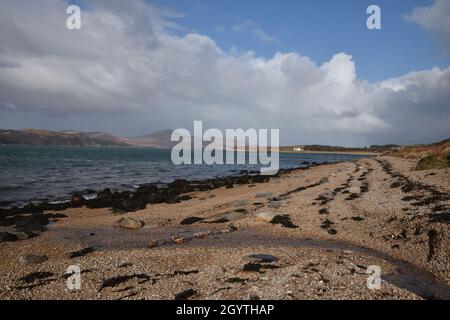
[349,187,361,194]
[18,254,48,265]
[0,232,18,243]
[319,177,329,184]
[13,232,31,241]
[220,211,246,221]
[147,239,159,248]
[193,232,208,239]
[268,201,282,209]
[256,212,278,223]
[232,200,248,207]
[255,192,273,198]
[180,217,204,225]
[172,236,190,244]
[116,217,145,229]
[244,254,278,263]
[270,215,299,228]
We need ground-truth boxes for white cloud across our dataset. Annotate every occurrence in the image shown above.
[0,0,449,145]
[232,19,280,45]
[406,0,450,54]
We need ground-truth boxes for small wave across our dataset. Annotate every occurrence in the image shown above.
[0,185,24,191]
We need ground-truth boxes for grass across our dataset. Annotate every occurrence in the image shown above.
[386,138,450,171]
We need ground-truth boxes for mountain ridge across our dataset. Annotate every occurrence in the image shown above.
[0,128,175,148]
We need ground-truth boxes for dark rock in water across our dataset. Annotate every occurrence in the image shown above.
[18,254,48,265]
[0,231,18,243]
[69,247,95,258]
[136,184,158,195]
[244,254,278,263]
[97,188,112,199]
[168,179,193,194]
[112,194,149,213]
[270,215,298,228]
[180,217,204,225]
[174,289,198,300]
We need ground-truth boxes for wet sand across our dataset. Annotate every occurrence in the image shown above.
[0,156,449,300]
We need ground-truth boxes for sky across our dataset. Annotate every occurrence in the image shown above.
[0,0,449,146]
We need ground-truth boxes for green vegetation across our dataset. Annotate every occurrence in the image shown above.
[415,155,449,171]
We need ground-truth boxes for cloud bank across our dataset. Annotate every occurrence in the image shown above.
[0,0,449,146]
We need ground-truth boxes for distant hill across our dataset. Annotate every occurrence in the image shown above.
[120,129,176,148]
[0,129,176,148]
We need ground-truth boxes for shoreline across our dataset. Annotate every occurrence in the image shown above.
[279,150,381,156]
[0,156,449,300]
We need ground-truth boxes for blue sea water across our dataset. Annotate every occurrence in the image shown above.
[0,145,368,207]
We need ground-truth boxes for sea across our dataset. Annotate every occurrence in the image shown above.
[0,145,369,208]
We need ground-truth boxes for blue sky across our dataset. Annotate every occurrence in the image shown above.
[148,0,448,82]
[1,0,449,145]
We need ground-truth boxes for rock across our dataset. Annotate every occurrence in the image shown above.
[174,289,198,300]
[256,212,278,223]
[13,231,37,240]
[255,192,273,198]
[180,217,204,225]
[172,236,190,244]
[193,232,208,239]
[18,254,48,265]
[116,217,145,229]
[349,187,361,194]
[147,239,159,248]
[268,201,282,209]
[232,200,248,207]
[0,232,18,243]
[244,254,278,263]
[69,247,95,258]
[270,215,299,228]
[220,211,246,221]
[319,177,329,184]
